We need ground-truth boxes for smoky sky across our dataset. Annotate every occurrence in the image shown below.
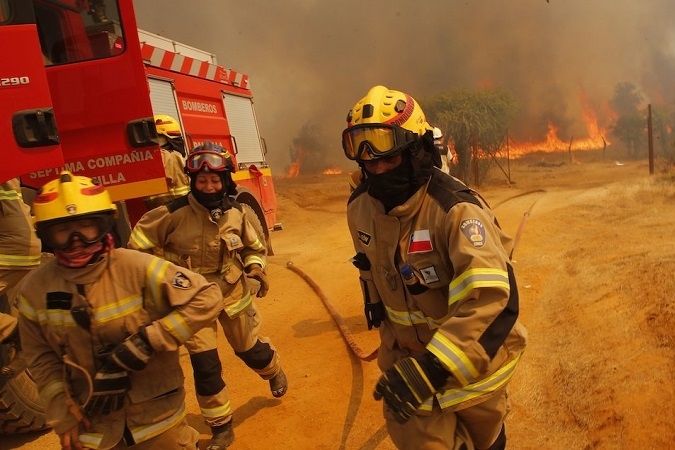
[132,0,675,173]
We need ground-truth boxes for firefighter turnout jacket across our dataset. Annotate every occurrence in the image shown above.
[143,149,191,210]
[347,171,527,414]
[17,249,221,449]
[0,178,42,342]
[128,193,266,316]
[0,179,41,272]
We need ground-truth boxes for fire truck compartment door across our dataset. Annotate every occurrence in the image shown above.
[0,2,64,183]
[222,94,265,165]
[148,77,181,125]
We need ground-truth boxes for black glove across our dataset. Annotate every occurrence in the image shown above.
[246,264,269,298]
[85,358,131,416]
[364,298,385,330]
[110,327,154,371]
[85,328,154,416]
[374,353,450,424]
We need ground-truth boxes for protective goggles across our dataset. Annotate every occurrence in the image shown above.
[186,150,230,174]
[38,214,114,250]
[342,124,418,161]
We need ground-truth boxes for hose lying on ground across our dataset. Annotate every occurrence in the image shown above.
[491,189,547,261]
[285,261,378,362]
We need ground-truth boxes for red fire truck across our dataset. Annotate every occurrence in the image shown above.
[0,0,277,432]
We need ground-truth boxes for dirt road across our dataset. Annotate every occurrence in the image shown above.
[5,153,675,449]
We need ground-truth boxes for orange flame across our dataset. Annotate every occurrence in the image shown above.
[323,168,343,175]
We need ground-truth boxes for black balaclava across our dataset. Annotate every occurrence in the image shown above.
[190,171,233,221]
[364,136,437,213]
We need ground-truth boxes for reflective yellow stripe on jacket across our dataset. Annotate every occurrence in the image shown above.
[129,227,156,251]
[448,267,510,307]
[144,257,192,345]
[18,294,143,329]
[0,185,41,267]
[417,351,524,413]
[79,402,187,449]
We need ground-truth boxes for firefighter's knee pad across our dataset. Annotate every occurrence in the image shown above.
[235,339,273,370]
[190,349,225,396]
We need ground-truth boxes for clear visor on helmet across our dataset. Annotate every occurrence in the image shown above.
[186,151,229,173]
[342,124,417,161]
[39,214,114,250]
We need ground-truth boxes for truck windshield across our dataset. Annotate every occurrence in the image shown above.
[34,0,124,66]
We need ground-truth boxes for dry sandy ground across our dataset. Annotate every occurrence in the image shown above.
[4,152,675,449]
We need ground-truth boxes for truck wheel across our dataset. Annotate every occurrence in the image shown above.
[0,363,48,434]
[0,301,48,434]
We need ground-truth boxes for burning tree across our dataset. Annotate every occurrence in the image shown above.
[424,88,517,186]
[609,82,646,159]
[285,121,331,177]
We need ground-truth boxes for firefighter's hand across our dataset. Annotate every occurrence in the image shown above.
[85,328,153,416]
[246,264,269,298]
[59,424,85,450]
[85,359,131,416]
[373,353,450,424]
[110,327,154,371]
[364,300,385,330]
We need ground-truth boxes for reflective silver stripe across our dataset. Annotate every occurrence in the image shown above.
[248,238,265,252]
[200,401,232,419]
[0,188,21,200]
[92,295,143,326]
[437,351,523,409]
[244,255,265,268]
[79,432,103,449]
[0,254,41,266]
[130,402,186,443]
[145,257,170,308]
[36,309,77,327]
[448,268,509,306]
[159,310,192,343]
[427,332,478,386]
[17,295,37,321]
[383,305,427,326]
[129,228,156,251]
[416,352,523,413]
[224,291,251,317]
[39,379,65,405]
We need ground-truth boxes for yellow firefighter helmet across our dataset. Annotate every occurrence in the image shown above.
[154,114,182,137]
[33,171,117,248]
[342,85,432,161]
[33,171,116,224]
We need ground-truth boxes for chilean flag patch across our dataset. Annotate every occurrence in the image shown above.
[408,230,433,253]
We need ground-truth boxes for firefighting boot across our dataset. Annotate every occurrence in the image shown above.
[269,368,288,398]
[0,326,26,379]
[206,422,235,450]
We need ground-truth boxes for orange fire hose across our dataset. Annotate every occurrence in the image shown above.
[492,189,546,261]
[285,261,378,362]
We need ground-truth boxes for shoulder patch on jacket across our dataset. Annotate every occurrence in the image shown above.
[427,172,482,212]
[166,195,190,213]
[171,271,192,289]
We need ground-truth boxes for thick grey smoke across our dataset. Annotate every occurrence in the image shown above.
[132,0,675,173]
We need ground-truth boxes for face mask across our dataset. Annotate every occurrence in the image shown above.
[190,173,227,208]
[365,158,416,212]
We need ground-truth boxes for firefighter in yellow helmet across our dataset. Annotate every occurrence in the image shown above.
[0,178,42,379]
[17,171,221,450]
[143,115,191,210]
[342,85,528,450]
[127,142,287,450]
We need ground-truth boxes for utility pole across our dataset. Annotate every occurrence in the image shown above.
[647,104,654,175]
